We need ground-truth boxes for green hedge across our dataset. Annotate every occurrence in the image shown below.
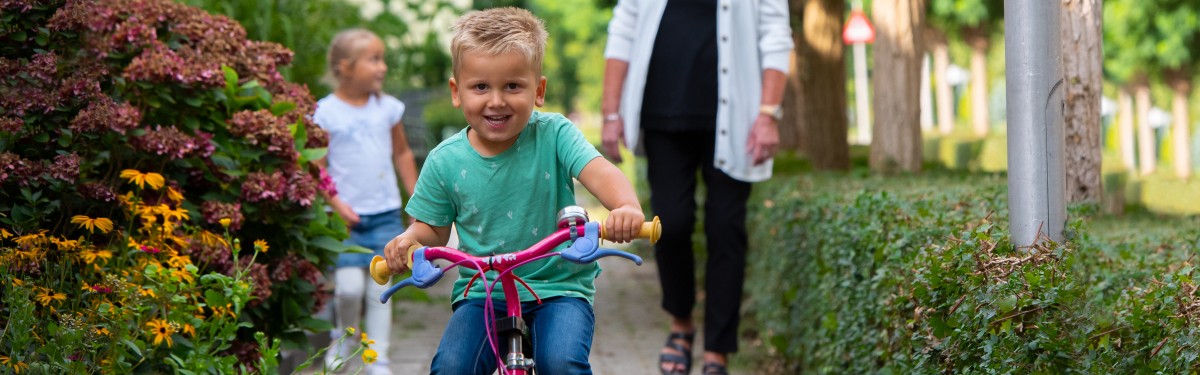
[745,174,1200,373]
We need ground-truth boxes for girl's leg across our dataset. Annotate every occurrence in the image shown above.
[327,267,367,367]
[699,149,752,356]
[430,300,496,375]
[527,297,594,375]
[363,271,393,370]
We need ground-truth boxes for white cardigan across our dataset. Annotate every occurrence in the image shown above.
[604,0,793,182]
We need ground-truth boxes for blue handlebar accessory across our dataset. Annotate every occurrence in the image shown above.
[379,247,444,303]
[561,222,644,265]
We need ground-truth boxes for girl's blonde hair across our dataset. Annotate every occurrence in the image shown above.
[451,7,547,77]
[323,28,383,88]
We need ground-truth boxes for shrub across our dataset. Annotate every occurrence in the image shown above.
[1,0,357,369]
[745,174,1200,373]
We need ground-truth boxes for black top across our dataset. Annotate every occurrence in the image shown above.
[640,0,718,131]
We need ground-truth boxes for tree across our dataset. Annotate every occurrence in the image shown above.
[871,0,926,173]
[1060,0,1103,203]
[795,0,850,170]
[1151,0,1200,179]
[1103,0,1157,175]
[928,0,1002,137]
[925,27,955,135]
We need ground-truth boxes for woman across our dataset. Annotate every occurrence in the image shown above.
[601,0,792,374]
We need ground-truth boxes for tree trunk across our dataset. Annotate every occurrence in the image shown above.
[799,0,849,170]
[1060,0,1103,203]
[780,50,806,152]
[1167,68,1193,179]
[1134,79,1156,175]
[966,28,990,137]
[1117,87,1136,170]
[927,27,955,135]
[780,0,807,153]
[870,0,925,173]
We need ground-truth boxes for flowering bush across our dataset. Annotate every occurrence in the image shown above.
[1,0,358,370]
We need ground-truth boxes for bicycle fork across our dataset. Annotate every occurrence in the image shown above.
[499,276,535,373]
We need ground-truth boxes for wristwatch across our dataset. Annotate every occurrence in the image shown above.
[759,104,783,121]
[603,113,622,123]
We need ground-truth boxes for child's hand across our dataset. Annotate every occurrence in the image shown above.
[383,234,420,275]
[604,205,645,243]
[330,199,361,228]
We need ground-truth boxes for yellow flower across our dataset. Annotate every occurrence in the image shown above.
[50,237,80,251]
[171,268,195,284]
[80,249,113,264]
[146,319,175,347]
[253,239,269,253]
[35,290,67,307]
[139,288,156,298]
[362,348,378,364]
[167,253,191,269]
[361,333,376,346]
[13,231,47,248]
[166,186,185,204]
[162,206,188,222]
[95,327,112,336]
[70,215,114,234]
[11,278,24,286]
[346,327,356,335]
[120,169,165,190]
[182,324,196,337]
[219,218,232,228]
[0,355,29,374]
[0,228,11,239]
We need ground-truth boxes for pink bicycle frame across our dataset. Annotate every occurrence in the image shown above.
[375,220,646,375]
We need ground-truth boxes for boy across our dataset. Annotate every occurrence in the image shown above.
[382,7,645,375]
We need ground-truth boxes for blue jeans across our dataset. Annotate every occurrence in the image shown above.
[337,209,405,268]
[430,297,594,375]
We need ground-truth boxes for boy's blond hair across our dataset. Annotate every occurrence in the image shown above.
[451,7,547,76]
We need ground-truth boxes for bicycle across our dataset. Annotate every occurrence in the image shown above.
[368,206,661,375]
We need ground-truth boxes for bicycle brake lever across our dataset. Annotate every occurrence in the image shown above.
[378,247,444,303]
[561,223,644,265]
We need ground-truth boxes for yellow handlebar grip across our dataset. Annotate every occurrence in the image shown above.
[369,256,391,285]
[368,244,422,286]
[600,216,662,244]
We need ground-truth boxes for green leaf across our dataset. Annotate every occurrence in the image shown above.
[223,66,238,92]
[298,317,334,332]
[121,339,143,357]
[299,148,327,164]
[270,101,297,116]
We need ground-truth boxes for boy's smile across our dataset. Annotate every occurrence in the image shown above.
[450,50,546,156]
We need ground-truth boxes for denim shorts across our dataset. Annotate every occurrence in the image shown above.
[337,209,405,268]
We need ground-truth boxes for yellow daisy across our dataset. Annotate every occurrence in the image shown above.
[95,327,112,336]
[0,228,12,239]
[34,290,67,307]
[120,169,165,190]
[253,239,269,253]
[361,333,376,346]
[182,324,196,337]
[146,319,175,347]
[362,348,378,364]
[219,218,232,228]
[166,186,185,204]
[80,249,113,264]
[70,215,114,234]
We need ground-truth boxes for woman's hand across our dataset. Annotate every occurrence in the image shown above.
[602,115,625,163]
[604,205,645,243]
[746,114,780,165]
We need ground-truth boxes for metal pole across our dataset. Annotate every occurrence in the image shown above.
[1004,0,1066,246]
[854,42,871,144]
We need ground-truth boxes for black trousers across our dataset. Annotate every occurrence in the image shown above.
[643,128,752,354]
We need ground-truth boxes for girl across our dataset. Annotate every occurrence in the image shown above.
[314,28,418,375]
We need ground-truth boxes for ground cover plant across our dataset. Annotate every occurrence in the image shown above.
[745,173,1200,374]
[0,0,364,371]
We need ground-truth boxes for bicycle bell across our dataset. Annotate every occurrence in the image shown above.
[556,205,589,228]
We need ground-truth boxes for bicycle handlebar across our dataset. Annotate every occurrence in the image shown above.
[369,217,660,303]
[368,217,660,286]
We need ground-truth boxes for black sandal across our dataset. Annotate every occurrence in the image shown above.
[659,331,694,375]
[702,362,730,375]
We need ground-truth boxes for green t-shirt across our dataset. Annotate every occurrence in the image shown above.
[405,111,603,305]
